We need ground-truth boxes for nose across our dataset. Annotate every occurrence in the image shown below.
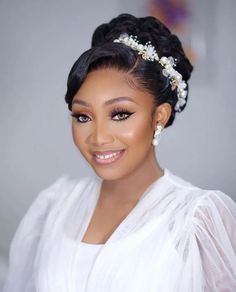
[87,122,114,146]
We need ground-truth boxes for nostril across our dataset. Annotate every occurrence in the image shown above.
[89,129,115,146]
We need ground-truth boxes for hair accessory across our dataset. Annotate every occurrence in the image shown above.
[152,124,163,146]
[113,33,187,112]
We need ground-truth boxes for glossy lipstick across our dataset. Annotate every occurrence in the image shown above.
[93,149,125,165]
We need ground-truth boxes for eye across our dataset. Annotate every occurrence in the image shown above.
[111,108,134,121]
[70,113,91,123]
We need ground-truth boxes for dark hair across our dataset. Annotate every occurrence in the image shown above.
[65,13,193,127]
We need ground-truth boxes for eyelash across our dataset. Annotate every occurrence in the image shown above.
[111,108,134,121]
[70,108,134,123]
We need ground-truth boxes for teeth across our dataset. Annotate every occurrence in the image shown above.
[95,151,120,160]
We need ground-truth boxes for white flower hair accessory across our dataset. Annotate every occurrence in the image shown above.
[113,33,187,112]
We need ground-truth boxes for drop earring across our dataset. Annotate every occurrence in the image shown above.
[152,124,163,146]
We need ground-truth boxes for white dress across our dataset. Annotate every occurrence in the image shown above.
[72,242,103,290]
[3,168,236,292]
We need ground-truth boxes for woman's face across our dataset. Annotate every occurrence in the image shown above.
[71,68,158,181]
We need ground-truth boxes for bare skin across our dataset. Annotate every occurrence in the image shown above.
[71,68,171,244]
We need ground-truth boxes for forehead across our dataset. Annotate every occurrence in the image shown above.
[73,68,154,107]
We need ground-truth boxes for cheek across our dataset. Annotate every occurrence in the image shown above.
[71,113,153,149]
[72,123,86,149]
[114,115,153,146]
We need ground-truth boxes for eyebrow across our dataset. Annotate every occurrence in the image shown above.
[72,96,137,107]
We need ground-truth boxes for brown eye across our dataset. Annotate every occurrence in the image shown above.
[113,112,130,120]
[71,113,91,123]
[111,109,134,121]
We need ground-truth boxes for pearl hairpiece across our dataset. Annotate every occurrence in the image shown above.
[113,33,187,112]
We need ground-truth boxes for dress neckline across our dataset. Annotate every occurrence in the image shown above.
[79,241,104,247]
[79,167,170,246]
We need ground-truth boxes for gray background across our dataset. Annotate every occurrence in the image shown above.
[0,0,235,288]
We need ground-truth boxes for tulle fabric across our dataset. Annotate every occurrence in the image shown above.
[2,176,71,292]
[172,190,236,291]
[3,169,236,292]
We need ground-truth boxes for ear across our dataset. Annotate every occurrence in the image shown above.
[152,103,172,129]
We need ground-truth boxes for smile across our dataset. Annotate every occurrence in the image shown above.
[93,150,125,165]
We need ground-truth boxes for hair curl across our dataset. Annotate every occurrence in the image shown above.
[65,13,193,127]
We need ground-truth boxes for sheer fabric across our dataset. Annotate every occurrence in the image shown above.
[70,242,103,290]
[3,168,236,291]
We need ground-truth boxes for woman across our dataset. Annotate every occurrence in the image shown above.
[3,13,236,292]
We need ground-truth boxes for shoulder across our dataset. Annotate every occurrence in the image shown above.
[165,167,209,206]
[5,174,99,280]
[37,174,100,204]
[165,168,220,198]
[167,168,236,243]
[165,169,236,242]
[9,174,99,251]
[45,173,97,194]
[166,169,236,289]
[165,168,236,207]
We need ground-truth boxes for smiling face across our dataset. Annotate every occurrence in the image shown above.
[71,68,164,181]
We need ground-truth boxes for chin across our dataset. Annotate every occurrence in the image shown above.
[91,167,126,181]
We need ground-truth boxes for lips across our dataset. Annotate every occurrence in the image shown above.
[93,149,125,165]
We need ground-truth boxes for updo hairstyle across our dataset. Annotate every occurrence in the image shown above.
[65,13,193,128]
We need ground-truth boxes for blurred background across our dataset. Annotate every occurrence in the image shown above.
[0,0,235,288]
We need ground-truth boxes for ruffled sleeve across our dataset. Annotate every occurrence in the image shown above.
[176,190,236,291]
[3,175,69,292]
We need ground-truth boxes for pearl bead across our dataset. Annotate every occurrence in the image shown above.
[162,69,169,77]
[160,56,168,64]
[168,56,175,66]
[152,138,158,146]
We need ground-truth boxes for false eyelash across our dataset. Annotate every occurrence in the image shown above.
[70,113,86,118]
[70,112,90,123]
[70,108,135,123]
[111,108,134,120]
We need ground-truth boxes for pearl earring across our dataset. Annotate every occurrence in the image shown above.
[152,124,163,146]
